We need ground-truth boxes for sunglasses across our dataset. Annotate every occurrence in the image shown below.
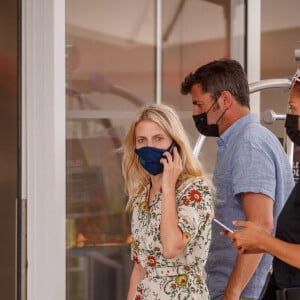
[291,69,300,86]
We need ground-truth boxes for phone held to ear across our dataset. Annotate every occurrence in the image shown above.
[168,142,179,156]
[169,142,175,155]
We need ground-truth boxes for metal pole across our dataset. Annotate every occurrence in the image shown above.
[155,0,162,104]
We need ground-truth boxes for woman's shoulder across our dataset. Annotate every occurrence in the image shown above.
[176,176,214,210]
[129,183,150,209]
[177,176,211,194]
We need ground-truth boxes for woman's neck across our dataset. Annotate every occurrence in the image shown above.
[150,174,162,193]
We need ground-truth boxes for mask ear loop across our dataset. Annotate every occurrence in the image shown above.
[215,107,228,124]
[214,92,229,124]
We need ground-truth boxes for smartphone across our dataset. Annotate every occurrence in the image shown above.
[168,142,179,156]
[169,142,176,155]
[213,218,233,233]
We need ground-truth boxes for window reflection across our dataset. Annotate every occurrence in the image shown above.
[65,1,229,299]
[65,0,300,298]
[66,1,155,299]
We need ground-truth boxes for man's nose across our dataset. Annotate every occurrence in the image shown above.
[193,106,201,115]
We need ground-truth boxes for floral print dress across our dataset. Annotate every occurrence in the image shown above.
[130,177,213,300]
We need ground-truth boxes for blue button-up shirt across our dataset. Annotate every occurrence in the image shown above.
[205,114,294,300]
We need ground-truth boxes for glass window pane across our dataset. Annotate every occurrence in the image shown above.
[65,0,229,299]
[261,0,300,180]
[66,1,155,299]
[162,0,230,175]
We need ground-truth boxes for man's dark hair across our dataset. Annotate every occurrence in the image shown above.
[181,58,250,108]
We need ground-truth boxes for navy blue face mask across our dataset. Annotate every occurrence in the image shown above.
[135,143,173,175]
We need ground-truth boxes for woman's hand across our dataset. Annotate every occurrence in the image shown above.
[160,146,182,193]
[159,146,186,258]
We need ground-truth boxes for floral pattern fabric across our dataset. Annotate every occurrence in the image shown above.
[130,177,213,299]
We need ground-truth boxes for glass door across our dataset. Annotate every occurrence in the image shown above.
[65,1,231,299]
[66,1,156,299]
[21,0,300,299]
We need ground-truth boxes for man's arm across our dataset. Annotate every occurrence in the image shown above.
[222,192,274,300]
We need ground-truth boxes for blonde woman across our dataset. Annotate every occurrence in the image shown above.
[122,104,213,299]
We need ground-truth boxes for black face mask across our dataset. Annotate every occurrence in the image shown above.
[193,113,219,137]
[193,101,225,137]
[285,114,300,145]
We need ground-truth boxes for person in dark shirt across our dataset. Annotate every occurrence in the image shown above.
[225,69,300,300]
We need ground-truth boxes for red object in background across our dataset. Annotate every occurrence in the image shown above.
[0,52,17,92]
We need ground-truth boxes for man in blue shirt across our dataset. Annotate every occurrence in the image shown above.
[181,58,294,300]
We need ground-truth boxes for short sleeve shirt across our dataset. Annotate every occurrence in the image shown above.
[205,114,294,300]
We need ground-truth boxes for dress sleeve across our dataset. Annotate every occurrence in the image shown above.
[130,197,142,265]
[130,237,140,264]
[176,178,213,243]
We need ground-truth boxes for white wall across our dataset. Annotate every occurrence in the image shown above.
[23,0,66,299]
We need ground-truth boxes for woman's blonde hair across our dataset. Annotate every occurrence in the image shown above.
[122,104,206,210]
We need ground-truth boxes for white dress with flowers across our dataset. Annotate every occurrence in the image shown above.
[130,177,213,300]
